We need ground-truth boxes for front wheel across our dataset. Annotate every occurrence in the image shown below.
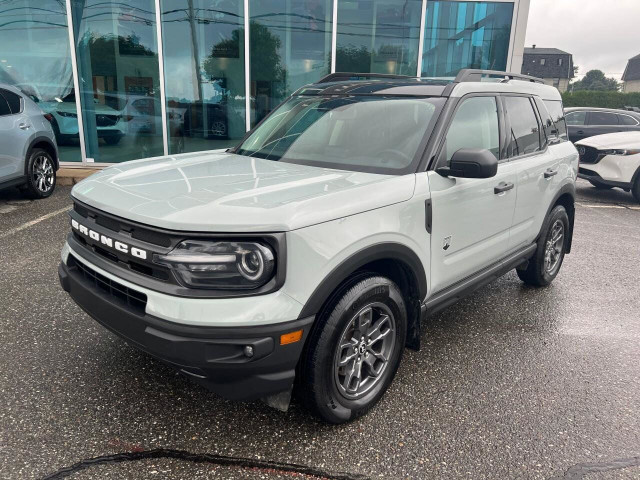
[22,149,56,199]
[517,205,569,287]
[298,275,407,424]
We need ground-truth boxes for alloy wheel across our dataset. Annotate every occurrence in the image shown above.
[333,303,396,400]
[33,155,54,193]
[211,121,227,137]
[544,219,564,275]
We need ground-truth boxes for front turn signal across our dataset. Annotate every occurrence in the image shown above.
[280,330,303,345]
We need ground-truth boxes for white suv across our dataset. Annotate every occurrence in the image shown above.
[58,70,578,423]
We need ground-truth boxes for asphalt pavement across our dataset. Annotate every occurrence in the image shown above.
[1,180,639,479]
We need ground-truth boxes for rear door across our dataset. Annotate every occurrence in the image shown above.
[0,89,30,181]
[427,95,517,293]
[584,110,620,138]
[507,95,560,250]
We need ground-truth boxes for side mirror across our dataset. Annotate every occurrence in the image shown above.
[436,148,498,179]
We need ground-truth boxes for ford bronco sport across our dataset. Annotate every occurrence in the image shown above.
[59,70,578,423]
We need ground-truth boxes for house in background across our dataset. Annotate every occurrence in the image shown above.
[622,54,640,93]
[521,46,574,92]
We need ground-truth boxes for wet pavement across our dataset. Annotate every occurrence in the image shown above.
[1,179,639,480]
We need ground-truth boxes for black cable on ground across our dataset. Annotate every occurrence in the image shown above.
[40,448,371,480]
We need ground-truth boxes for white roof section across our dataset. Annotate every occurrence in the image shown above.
[450,79,562,101]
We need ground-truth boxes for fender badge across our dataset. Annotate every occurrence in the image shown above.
[443,236,452,251]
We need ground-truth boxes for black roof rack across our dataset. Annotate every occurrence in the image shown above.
[454,69,545,84]
[317,72,412,83]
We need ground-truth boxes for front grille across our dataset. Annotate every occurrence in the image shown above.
[579,146,603,164]
[96,114,120,127]
[69,254,147,313]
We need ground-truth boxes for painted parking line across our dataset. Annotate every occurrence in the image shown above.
[577,202,640,210]
[0,207,69,240]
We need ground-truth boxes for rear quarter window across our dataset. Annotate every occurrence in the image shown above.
[543,99,568,141]
[618,114,639,126]
[0,94,10,116]
[0,89,22,114]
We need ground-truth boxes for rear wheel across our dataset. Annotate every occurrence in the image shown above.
[589,180,613,190]
[22,149,56,199]
[298,275,407,424]
[517,205,569,287]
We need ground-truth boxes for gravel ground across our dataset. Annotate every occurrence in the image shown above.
[0,179,639,480]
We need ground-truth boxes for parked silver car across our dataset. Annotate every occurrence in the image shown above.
[0,84,59,198]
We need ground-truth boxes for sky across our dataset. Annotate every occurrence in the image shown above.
[524,0,640,81]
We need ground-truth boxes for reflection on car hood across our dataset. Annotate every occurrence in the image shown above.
[576,131,640,149]
[71,152,415,232]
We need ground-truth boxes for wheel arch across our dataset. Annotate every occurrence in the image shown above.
[298,243,427,351]
[24,137,59,174]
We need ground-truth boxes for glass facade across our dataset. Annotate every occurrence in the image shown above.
[421,1,513,77]
[249,0,333,126]
[0,0,81,162]
[0,0,518,165]
[336,0,422,75]
[161,0,247,154]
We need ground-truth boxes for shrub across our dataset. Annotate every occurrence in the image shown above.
[561,90,640,109]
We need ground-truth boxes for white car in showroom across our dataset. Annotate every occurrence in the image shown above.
[576,131,640,202]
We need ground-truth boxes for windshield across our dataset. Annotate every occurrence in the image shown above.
[236,95,444,174]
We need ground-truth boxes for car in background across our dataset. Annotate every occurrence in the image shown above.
[0,84,59,198]
[576,131,640,202]
[565,107,640,143]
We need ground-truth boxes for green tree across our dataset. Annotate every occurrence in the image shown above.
[571,69,620,92]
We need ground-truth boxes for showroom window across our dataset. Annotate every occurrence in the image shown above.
[0,0,81,162]
[161,0,247,154]
[70,0,164,163]
[421,1,514,77]
[249,0,333,126]
[336,0,422,75]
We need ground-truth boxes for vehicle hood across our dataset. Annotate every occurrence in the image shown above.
[71,152,415,232]
[576,131,640,149]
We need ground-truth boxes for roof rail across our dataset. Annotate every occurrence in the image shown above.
[454,69,545,84]
[317,72,412,83]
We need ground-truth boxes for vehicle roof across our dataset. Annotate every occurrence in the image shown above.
[295,75,561,101]
[564,106,640,117]
[0,83,25,96]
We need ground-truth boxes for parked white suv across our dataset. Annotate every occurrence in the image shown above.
[58,70,578,423]
[576,131,640,202]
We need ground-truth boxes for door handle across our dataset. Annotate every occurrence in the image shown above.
[19,123,30,130]
[494,182,514,194]
[576,130,584,135]
[544,168,558,179]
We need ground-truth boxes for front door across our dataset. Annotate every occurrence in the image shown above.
[428,95,517,294]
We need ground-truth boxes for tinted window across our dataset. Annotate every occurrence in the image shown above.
[565,111,586,126]
[0,89,22,114]
[0,93,10,116]
[504,96,541,157]
[589,111,618,126]
[543,100,568,140]
[442,96,500,162]
[618,114,639,126]
[534,98,555,147]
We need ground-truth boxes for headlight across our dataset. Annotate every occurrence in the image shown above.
[603,149,640,156]
[154,240,275,290]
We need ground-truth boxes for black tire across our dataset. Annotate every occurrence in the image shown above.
[298,275,407,424]
[104,135,122,145]
[589,181,613,190]
[632,177,640,204]
[22,148,56,199]
[517,205,570,287]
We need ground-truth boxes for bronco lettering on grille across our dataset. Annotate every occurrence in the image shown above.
[71,218,148,260]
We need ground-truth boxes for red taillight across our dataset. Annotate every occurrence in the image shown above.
[43,113,54,122]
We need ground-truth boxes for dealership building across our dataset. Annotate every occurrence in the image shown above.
[0,0,530,166]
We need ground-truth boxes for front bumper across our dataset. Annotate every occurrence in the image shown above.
[58,258,314,401]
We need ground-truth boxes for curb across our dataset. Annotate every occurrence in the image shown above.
[57,167,102,186]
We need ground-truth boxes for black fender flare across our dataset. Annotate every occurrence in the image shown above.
[298,242,428,319]
[24,136,59,174]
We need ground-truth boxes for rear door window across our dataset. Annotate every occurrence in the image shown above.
[0,89,22,114]
[504,96,542,157]
[565,111,586,126]
[588,111,619,126]
[534,98,556,147]
[618,114,639,126]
